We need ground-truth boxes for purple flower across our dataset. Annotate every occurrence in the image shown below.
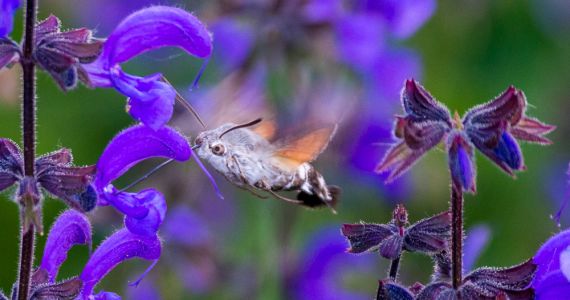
[292,227,376,300]
[210,18,255,72]
[463,224,491,273]
[0,0,20,37]
[94,124,191,236]
[29,210,161,299]
[36,210,92,283]
[0,139,96,232]
[82,6,213,130]
[376,79,555,192]
[341,205,451,259]
[33,15,103,90]
[358,0,437,39]
[80,228,161,298]
[533,229,570,299]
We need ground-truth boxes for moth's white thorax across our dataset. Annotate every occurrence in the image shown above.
[194,123,294,187]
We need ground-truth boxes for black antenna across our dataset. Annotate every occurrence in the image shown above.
[160,75,207,129]
[219,118,263,139]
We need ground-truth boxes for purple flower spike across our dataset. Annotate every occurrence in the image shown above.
[377,79,554,192]
[0,0,20,37]
[83,6,213,130]
[95,124,191,191]
[80,228,161,298]
[40,210,92,283]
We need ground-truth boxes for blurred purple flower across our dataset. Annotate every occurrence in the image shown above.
[335,12,385,70]
[30,210,161,300]
[162,205,212,247]
[302,0,344,23]
[544,161,570,226]
[126,279,161,300]
[357,0,437,39]
[82,6,213,130]
[292,227,376,300]
[533,229,570,299]
[0,0,20,37]
[210,18,255,72]
[94,124,191,236]
[463,224,491,272]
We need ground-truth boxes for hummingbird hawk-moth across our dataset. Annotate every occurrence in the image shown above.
[193,118,341,211]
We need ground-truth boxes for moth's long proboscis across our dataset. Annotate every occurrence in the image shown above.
[161,75,207,128]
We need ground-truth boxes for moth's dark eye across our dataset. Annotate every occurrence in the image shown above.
[195,137,204,146]
[211,143,226,156]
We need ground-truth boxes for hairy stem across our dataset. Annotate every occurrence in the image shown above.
[17,0,37,299]
[450,181,463,289]
[388,255,401,280]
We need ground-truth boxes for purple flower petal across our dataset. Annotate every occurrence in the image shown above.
[40,210,92,283]
[0,38,19,70]
[99,6,211,66]
[98,187,166,237]
[404,210,451,254]
[210,18,255,71]
[95,124,191,191]
[93,291,121,300]
[562,246,570,281]
[535,272,570,300]
[362,0,436,39]
[302,0,344,23]
[294,227,375,300]
[341,223,396,254]
[163,205,211,247]
[534,229,570,284]
[463,224,491,273]
[122,189,166,237]
[112,68,176,130]
[82,6,212,129]
[80,228,161,297]
[0,0,20,37]
[335,13,385,70]
[447,131,476,193]
[0,138,23,192]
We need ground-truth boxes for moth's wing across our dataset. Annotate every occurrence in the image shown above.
[270,124,337,172]
[251,119,277,140]
[173,72,273,132]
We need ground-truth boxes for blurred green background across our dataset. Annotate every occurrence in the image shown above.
[0,0,569,299]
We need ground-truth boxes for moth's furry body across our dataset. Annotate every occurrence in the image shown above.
[194,122,339,209]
